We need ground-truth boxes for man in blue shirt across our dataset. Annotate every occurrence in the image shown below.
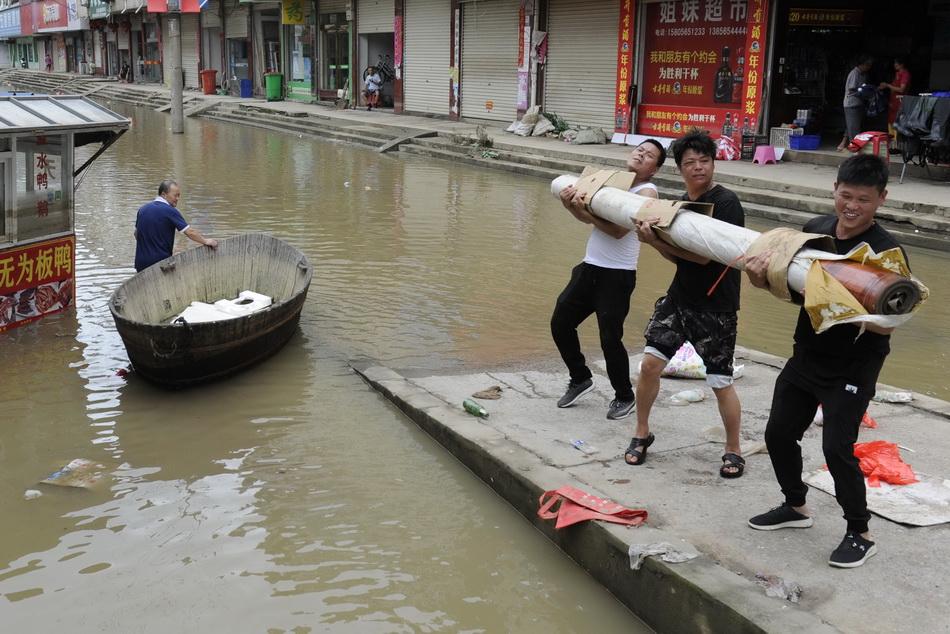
[134,180,217,272]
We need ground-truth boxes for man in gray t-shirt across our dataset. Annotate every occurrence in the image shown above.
[838,55,873,151]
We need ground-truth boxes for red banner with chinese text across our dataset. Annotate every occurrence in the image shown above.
[613,0,636,133]
[0,236,75,331]
[637,0,770,150]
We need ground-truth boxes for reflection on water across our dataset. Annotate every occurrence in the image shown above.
[2,98,946,631]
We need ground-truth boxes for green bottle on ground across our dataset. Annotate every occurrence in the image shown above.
[462,398,489,418]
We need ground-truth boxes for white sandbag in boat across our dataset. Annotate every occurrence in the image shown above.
[174,290,272,323]
[214,290,272,317]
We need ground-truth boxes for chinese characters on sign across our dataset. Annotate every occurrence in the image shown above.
[613,0,636,133]
[282,0,305,25]
[788,8,862,27]
[0,236,75,331]
[638,0,770,157]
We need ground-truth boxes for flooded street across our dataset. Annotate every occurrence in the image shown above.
[1,101,946,631]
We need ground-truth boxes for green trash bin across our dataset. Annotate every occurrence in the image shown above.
[264,72,283,101]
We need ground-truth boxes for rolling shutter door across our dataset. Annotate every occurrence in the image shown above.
[202,0,222,29]
[543,0,618,131]
[181,13,199,89]
[321,0,346,12]
[358,0,393,33]
[226,3,248,39]
[404,0,449,116]
[460,0,518,122]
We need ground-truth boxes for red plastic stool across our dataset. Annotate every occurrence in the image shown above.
[752,146,777,165]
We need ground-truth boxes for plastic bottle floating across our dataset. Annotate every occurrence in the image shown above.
[669,389,706,405]
[462,398,489,418]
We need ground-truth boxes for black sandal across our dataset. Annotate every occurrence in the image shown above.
[720,453,746,479]
[624,433,655,466]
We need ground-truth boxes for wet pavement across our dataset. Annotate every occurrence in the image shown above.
[354,347,950,633]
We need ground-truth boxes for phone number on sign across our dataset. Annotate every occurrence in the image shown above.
[654,26,747,37]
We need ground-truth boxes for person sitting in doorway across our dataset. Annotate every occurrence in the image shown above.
[364,66,382,111]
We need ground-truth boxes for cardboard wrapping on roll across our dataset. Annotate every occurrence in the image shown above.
[550,175,929,331]
[746,228,835,302]
[575,167,636,208]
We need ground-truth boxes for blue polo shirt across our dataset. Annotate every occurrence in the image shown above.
[134,197,190,272]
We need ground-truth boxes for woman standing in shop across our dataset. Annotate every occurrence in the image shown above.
[879,57,912,143]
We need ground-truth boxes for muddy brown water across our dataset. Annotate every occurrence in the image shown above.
[2,101,946,631]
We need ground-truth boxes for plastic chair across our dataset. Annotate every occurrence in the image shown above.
[752,146,777,165]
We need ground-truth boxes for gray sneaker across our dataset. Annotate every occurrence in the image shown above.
[557,378,594,408]
[606,397,636,420]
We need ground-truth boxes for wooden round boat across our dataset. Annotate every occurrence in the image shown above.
[109,233,312,388]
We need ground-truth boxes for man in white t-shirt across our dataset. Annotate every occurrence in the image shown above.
[551,140,666,420]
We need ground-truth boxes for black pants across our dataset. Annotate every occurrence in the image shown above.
[551,263,636,401]
[764,344,885,535]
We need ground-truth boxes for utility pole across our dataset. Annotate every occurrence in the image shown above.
[167,3,184,134]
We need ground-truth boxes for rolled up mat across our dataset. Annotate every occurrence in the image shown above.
[819,260,922,315]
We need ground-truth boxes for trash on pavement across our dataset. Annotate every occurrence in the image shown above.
[670,388,705,405]
[471,385,503,400]
[755,573,803,603]
[628,542,697,570]
[538,485,646,529]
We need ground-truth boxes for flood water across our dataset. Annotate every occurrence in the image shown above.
[1,100,946,632]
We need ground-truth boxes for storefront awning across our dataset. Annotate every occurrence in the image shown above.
[0,94,131,141]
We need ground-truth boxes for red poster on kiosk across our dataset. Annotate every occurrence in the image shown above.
[0,236,75,331]
[637,0,769,158]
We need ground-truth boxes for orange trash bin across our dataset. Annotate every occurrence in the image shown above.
[199,69,218,95]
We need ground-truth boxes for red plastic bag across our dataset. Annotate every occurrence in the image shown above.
[853,441,918,487]
[812,405,877,428]
[538,485,647,529]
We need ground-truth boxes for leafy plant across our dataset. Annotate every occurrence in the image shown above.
[540,111,570,133]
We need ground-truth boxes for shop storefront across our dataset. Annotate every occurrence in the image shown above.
[402,0,449,116]
[0,8,22,67]
[200,0,224,86]
[357,0,394,107]
[86,0,110,74]
[543,0,620,131]
[766,0,937,144]
[457,0,520,122]
[141,15,162,82]
[283,0,317,102]
[254,4,281,81]
[318,0,351,100]
[226,2,250,92]
[181,12,200,89]
[16,38,38,70]
[633,0,769,156]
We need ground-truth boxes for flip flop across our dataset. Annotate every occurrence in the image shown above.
[720,452,746,478]
[624,433,655,466]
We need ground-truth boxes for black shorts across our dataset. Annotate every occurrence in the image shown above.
[643,295,738,377]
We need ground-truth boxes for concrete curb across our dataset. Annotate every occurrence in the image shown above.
[352,361,837,633]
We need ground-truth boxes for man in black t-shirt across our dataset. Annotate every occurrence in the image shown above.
[629,130,745,479]
[746,154,901,569]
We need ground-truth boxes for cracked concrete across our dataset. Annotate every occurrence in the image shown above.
[353,347,950,633]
